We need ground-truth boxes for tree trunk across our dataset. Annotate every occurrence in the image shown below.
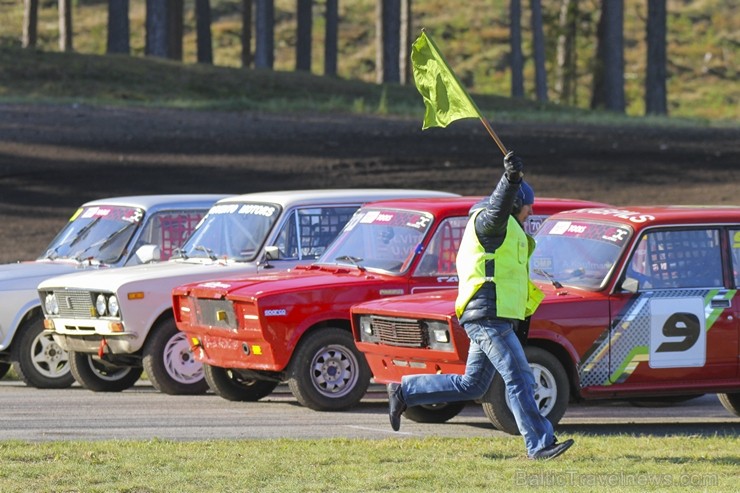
[195,0,213,64]
[107,0,130,54]
[324,0,338,76]
[296,0,312,71]
[399,0,412,85]
[555,0,578,105]
[376,0,401,84]
[592,0,625,112]
[241,0,253,68]
[255,0,274,69]
[530,0,548,102]
[23,0,38,48]
[58,0,73,52]
[146,0,168,58]
[510,0,524,98]
[645,0,667,115]
[167,0,183,60]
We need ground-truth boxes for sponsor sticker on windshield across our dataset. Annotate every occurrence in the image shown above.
[546,221,631,247]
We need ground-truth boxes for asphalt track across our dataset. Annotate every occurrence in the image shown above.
[1,381,737,441]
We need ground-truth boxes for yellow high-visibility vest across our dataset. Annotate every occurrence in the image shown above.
[455,212,543,320]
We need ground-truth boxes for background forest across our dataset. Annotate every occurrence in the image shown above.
[0,0,737,121]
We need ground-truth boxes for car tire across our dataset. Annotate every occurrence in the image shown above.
[403,402,467,423]
[204,364,279,401]
[69,351,143,392]
[481,346,569,435]
[718,392,740,417]
[143,318,208,395]
[287,328,371,411]
[11,314,74,389]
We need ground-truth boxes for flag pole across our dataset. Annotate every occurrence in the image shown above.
[422,30,509,156]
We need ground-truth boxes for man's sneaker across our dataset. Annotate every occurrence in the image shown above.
[529,438,574,461]
[387,383,407,432]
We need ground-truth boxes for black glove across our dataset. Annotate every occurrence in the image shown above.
[503,151,524,182]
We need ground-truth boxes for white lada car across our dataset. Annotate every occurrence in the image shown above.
[38,189,457,395]
[0,194,228,388]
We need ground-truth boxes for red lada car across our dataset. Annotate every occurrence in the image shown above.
[173,197,605,411]
[352,206,740,433]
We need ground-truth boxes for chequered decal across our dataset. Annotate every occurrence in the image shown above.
[578,289,736,388]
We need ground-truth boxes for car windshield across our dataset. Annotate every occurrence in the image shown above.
[319,208,434,274]
[178,202,281,261]
[41,206,144,263]
[530,219,632,290]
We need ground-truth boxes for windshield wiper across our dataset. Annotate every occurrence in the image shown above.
[335,255,366,271]
[194,245,218,260]
[96,221,136,251]
[68,217,101,249]
[533,268,563,289]
[171,247,188,260]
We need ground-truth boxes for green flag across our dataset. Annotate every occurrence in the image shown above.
[411,31,482,130]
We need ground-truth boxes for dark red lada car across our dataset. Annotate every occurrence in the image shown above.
[352,206,740,433]
[173,196,603,411]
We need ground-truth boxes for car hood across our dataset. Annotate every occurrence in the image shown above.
[183,264,396,300]
[37,258,260,292]
[0,260,98,292]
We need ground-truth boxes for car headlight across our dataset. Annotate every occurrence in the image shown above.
[44,293,59,315]
[108,295,119,317]
[358,316,379,343]
[424,320,453,351]
[95,294,108,316]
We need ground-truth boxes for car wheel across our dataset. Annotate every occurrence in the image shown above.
[718,392,740,417]
[69,351,143,392]
[404,402,467,423]
[204,364,279,401]
[481,346,569,435]
[11,314,74,389]
[287,328,371,411]
[143,318,208,395]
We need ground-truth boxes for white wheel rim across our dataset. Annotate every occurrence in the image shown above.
[505,362,557,417]
[163,332,203,384]
[310,344,359,398]
[31,332,70,379]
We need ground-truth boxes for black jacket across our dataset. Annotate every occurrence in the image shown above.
[458,172,523,325]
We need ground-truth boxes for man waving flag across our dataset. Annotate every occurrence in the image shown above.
[411,30,509,155]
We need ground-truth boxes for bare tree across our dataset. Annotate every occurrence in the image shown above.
[530,0,548,102]
[168,0,183,60]
[241,0,253,68]
[195,0,213,64]
[376,0,401,84]
[59,0,73,52]
[107,0,130,54]
[399,0,412,85]
[255,0,274,69]
[645,0,667,115]
[296,0,312,71]
[591,0,625,112]
[510,0,524,98]
[555,0,578,105]
[146,0,168,57]
[22,0,38,48]
[324,0,338,76]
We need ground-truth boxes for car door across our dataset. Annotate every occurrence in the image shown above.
[607,226,737,388]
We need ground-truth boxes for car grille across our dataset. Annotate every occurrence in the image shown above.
[370,316,427,347]
[193,298,237,330]
[53,290,95,318]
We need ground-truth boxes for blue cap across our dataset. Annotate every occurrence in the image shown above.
[518,180,535,206]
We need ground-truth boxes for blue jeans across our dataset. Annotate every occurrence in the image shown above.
[401,318,554,456]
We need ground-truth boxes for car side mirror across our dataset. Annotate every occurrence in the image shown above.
[264,246,279,261]
[134,244,161,264]
[620,276,639,294]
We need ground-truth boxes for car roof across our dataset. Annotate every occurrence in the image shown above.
[550,205,740,229]
[360,196,608,216]
[82,194,233,210]
[216,189,459,208]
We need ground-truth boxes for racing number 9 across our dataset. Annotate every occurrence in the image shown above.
[655,313,701,353]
